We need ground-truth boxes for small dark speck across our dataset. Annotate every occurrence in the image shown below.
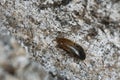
[61,0,72,6]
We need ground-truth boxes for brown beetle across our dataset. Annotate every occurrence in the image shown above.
[55,38,86,60]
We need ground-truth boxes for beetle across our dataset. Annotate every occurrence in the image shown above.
[55,37,86,60]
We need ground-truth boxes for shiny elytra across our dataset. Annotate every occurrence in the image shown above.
[56,38,86,60]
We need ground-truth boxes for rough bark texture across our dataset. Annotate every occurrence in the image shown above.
[0,0,120,80]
